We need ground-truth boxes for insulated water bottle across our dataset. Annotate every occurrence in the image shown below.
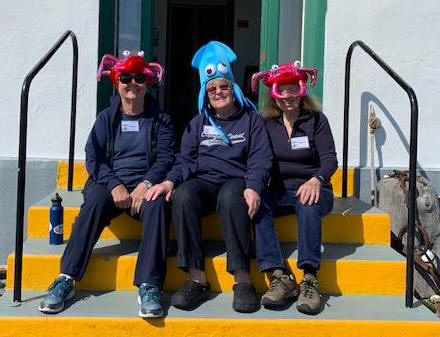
[49,193,63,245]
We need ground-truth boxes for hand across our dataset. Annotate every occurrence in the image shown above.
[243,188,261,219]
[145,180,174,202]
[129,182,150,216]
[296,177,321,205]
[111,184,132,209]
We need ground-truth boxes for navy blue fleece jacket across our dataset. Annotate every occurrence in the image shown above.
[85,95,175,191]
[166,108,272,196]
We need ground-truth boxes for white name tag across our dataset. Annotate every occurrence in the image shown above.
[121,120,139,132]
[290,136,310,150]
[201,125,217,137]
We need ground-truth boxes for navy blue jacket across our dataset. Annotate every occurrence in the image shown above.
[265,110,337,191]
[166,108,272,196]
[85,95,175,191]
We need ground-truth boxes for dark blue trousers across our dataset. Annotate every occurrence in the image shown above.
[171,178,251,274]
[254,185,334,271]
[61,182,170,288]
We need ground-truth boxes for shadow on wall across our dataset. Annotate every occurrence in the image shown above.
[359,91,426,176]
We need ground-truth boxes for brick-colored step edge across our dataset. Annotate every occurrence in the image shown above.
[57,161,355,197]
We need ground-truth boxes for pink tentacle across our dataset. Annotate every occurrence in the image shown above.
[301,67,318,86]
[251,70,268,93]
[271,82,290,99]
[148,62,164,84]
[97,54,119,81]
[293,80,307,97]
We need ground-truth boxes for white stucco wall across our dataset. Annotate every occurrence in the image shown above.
[0,1,99,160]
[324,0,440,169]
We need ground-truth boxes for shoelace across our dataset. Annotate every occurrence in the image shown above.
[268,278,281,292]
[47,278,72,298]
[139,286,160,304]
[300,280,317,299]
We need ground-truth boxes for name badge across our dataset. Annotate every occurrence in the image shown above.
[121,120,139,132]
[290,136,310,150]
[201,125,217,137]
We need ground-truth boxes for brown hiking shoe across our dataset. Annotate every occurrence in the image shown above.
[296,273,322,315]
[261,269,299,308]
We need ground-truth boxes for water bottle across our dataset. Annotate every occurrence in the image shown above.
[49,193,63,245]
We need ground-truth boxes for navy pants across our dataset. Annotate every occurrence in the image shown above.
[61,182,170,288]
[171,178,251,274]
[254,185,334,271]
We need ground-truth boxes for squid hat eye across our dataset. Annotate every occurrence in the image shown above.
[271,64,279,70]
[205,64,216,76]
[217,63,228,74]
[122,50,131,57]
[137,51,145,57]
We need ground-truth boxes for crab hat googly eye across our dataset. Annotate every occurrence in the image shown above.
[123,50,131,57]
[137,51,145,57]
[271,64,279,70]
[294,60,301,67]
[217,63,228,74]
[205,64,216,76]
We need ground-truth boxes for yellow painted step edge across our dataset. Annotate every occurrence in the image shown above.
[57,161,355,196]
[1,317,439,337]
[28,206,391,244]
[7,254,405,294]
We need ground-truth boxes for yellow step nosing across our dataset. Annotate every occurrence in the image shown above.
[28,206,391,244]
[7,253,405,294]
[57,161,356,196]
[0,317,438,337]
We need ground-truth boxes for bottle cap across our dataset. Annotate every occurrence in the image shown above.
[51,193,63,205]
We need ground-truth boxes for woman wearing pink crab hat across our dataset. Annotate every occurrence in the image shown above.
[252,61,338,315]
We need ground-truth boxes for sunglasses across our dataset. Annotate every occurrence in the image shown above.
[119,73,146,84]
[206,84,231,96]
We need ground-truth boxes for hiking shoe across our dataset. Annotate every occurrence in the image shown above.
[38,275,74,314]
[171,280,210,310]
[232,283,259,313]
[261,269,299,308]
[296,273,322,315]
[138,283,163,318]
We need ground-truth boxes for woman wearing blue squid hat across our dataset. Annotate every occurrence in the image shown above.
[147,41,278,313]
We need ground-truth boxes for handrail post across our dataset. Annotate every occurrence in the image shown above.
[343,40,418,308]
[14,30,78,303]
[68,32,78,191]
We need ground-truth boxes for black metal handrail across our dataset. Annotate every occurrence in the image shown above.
[14,30,78,302]
[342,40,418,308]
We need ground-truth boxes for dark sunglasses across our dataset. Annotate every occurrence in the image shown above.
[119,73,146,84]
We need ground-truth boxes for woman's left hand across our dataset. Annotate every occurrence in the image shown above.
[129,182,150,216]
[296,177,321,205]
[243,188,261,219]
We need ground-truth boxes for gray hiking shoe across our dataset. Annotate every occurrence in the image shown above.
[261,269,299,308]
[38,275,75,314]
[138,283,163,318]
[296,273,322,315]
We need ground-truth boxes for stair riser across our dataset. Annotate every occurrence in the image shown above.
[57,162,356,197]
[1,317,438,337]
[7,254,405,294]
[28,207,391,244]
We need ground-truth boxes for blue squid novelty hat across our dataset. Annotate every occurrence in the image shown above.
[191,41,256,144]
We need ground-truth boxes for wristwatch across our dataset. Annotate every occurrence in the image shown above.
[313,175,325,185]
[142,180,153,189]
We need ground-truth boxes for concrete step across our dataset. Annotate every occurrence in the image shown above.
[28,191,390,244]
[7,239,404,294]
[57,161,356,197]
[0,290,437,337]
